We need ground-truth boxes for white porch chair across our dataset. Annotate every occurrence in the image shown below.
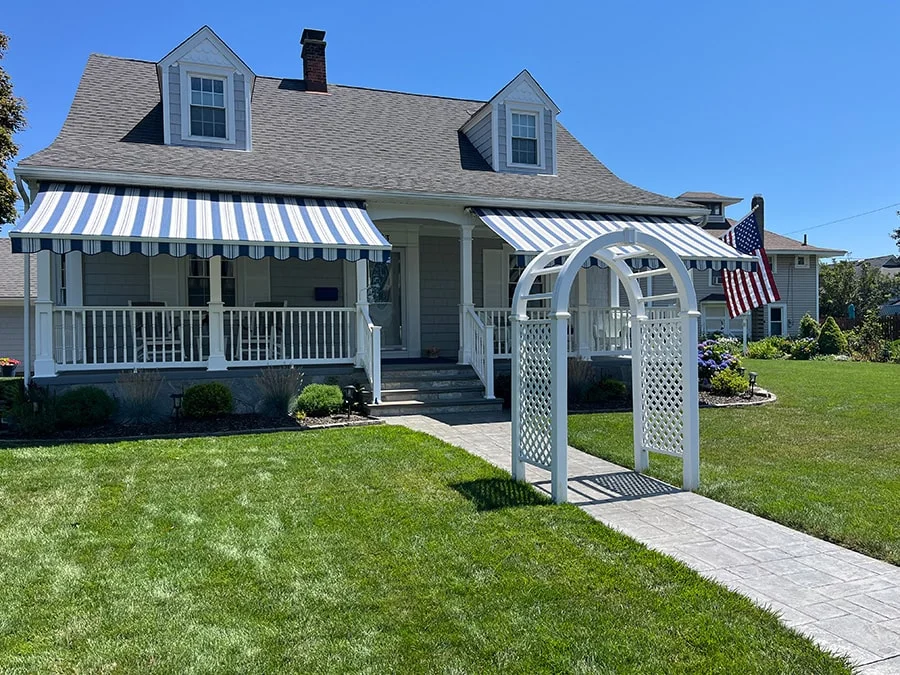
[129,301,182,362]
[241,301,287,361]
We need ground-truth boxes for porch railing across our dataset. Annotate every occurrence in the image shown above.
[475,307,632,357]
[223,307,355,365]
[356,303,382,403]
[52,306,210,369]
[463,306,494,398]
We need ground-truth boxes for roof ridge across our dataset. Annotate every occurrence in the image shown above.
[88,54,487,105]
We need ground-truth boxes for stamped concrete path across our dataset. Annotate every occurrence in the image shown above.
[388,412,900,673]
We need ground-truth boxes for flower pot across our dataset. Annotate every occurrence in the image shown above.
[0,365,16,377]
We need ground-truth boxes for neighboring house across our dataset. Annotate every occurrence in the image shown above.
[856,254,900,278]
[678,192,846,339]
[0,239,35,374]
[10,26,750,409]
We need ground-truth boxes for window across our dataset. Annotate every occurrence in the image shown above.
[55,255,67,305]
[795,255,809,269]
[508,254,543,306]
[187,256,236,306]
[709,269,723,286]
[701,302,744,338]
[769,255,778,274]
[768,304,786,336]
[510,112,538,165]
[189,76,227,139]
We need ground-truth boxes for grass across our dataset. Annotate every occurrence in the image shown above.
[569,359,900,565]
[0,426,847,672]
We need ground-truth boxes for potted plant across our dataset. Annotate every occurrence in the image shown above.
[0,358,20,377]
[424,346,441,359]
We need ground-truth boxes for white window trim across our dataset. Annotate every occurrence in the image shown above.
[708,268,723,286]
[700,301,743,338]
[795,254,809,269]
[505,102,546,171]
[179,64,237,145]
[769,254,778,274]
[767,303,787,336]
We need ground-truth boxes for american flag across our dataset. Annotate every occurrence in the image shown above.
[721,211,780,318]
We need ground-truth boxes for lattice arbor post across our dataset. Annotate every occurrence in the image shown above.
[511,230,707,503]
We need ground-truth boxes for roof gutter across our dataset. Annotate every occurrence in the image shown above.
[15,166,709,218]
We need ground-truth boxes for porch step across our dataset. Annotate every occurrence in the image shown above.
[370,397,503,418]
[371,362,503,417]
[379,383,486,403]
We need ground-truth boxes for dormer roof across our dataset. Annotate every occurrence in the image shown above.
[157,25,255,87]
[678,191,744,207]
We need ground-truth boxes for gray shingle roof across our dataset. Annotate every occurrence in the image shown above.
[19,55,698,210]
[678,191,742,202]
[0,239,36,300]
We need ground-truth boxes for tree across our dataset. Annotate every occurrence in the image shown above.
[817,316,848,355]
[0,32,27,226]
[819,260,900,318]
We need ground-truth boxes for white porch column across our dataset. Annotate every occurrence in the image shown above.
[576,269,590,358]
[354,258,368,367]
[609,266,620,307]
[681,309,701,491]
[23,255,32,386]
[458,223,474,364]
[206,256,227,371]
[33,251,56,378]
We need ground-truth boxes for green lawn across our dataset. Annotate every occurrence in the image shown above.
[570,359,900,565]
[0,427,846,672]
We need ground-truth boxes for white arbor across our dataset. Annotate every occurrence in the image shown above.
[510,228,701,504]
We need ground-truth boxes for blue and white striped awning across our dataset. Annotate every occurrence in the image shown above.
[471,207,756,271]
[10,183,391,262]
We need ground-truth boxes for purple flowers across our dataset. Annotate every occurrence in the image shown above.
[697,337,743,381]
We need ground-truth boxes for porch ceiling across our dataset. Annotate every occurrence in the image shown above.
[10,183,391,262]
[470,207,757,271]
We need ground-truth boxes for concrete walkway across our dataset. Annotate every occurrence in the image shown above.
[388,412,900,673]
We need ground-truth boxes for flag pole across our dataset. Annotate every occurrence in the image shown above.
[742,314,748,354]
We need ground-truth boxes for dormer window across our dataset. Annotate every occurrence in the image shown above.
[511,112,538,165]
[190,76,227,139]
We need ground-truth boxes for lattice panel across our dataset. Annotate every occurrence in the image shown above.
[517,319,553,469]
[638,317,685,457]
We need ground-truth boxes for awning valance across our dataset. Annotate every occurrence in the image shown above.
[10,183,391,262]
[471,207,756,271]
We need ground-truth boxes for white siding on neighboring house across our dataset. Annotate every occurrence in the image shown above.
[0,306,34,374]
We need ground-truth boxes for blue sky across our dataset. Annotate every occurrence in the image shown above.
[4,0,899,258]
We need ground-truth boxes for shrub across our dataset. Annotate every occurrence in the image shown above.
[710,369,749,396]
[291,384,343,417]
[56,386,117,429]
[847,311,886,361]
[567,358,595,404]
[698,338,742,381]
[817,316,848,355]
[888,339,900,364]
[182,382,234,418]
[790,337,818,360]
[0,377,25,410]
[255,367,304,416]
[586,378,628,406]
[9,383,57,437]
[798,314,821,340]
[747,340,781,360]
[116,370,163,423]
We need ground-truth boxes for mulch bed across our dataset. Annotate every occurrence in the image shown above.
[0,412,379,443]
[699,388,775,407]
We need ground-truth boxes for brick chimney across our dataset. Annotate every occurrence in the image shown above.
[751,193,765,242]
[301,29,327,92]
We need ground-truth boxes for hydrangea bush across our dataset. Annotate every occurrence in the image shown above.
[697,337,743,382]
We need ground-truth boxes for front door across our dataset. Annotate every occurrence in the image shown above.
[368,251,403,350]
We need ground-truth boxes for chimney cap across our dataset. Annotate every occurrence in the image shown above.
[301,28,326,44]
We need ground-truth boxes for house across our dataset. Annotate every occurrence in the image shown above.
[856,254,900,279]
[0,239,35,374]
[678,192,846,339]
[10,26,751,412]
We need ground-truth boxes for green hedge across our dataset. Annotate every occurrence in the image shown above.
[291,384,344,417]
[182,382,234,418]
[56,386,118,429]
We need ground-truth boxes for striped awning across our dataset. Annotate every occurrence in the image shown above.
[471,207,756,271]
[10,183,391,262]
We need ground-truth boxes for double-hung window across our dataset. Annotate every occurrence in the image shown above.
[510,112,538,165]
[187,256,236,307]
[189,76,227,139]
